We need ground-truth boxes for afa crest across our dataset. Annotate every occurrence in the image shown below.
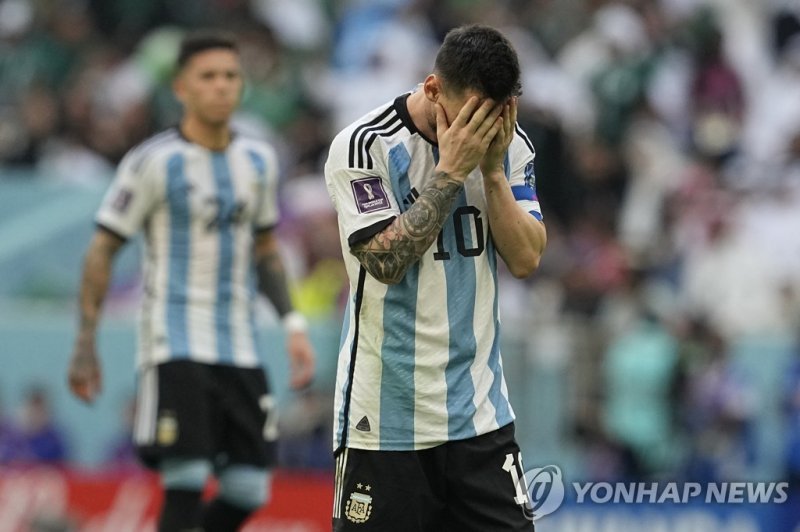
[157,411,178,446]
[345,491,373,523]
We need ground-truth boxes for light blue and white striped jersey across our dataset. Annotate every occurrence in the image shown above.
[96,128,280,369]
[325,93,542,452]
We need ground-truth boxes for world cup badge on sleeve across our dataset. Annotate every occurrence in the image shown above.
[351,176,389,214]
[112,188,133,213]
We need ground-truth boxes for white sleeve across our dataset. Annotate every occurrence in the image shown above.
[95,150,162,238]
[253,144,280,231]
[324,133,400,247]
[508,126,543,221]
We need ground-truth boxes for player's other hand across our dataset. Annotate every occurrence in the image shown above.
[435,97,503,181]
[287,331,315,390]
[480,97,517,179]
[68,340,102,404]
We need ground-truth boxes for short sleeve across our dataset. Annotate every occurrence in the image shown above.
[324,133,400,247]
[251,144,280,231]
[95,150,162,239]
[507,125,543,221]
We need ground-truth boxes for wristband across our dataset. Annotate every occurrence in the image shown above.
[282,311,308,334]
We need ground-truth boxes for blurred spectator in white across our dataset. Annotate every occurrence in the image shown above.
[741,33,800,171]
[250,0,329,51]
[680,205,787,341]
[559,3,651,88]
[319,0,439,130]
[617,100,685,263]
[492,3,595,138]
[0,0,33,41]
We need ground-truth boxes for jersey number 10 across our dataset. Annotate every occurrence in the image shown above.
[433,206,485,260]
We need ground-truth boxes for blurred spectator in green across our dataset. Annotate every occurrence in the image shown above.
[602,285,680,477]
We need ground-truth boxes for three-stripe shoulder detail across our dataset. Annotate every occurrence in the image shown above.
[127,129,182,174]
[515,124,535,155]
[348,107,402,170]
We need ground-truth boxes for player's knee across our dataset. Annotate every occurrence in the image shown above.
[159,458,212,491]
[217,465,271,510]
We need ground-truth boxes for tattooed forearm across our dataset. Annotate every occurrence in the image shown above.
[256,249,293,316]
[351,171,463,284]
[78,231,124,342]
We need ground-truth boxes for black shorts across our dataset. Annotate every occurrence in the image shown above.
[332,423,535,532]
[133,360,277,470]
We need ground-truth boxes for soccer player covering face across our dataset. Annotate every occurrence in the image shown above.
[67,33,315,532]
[325,24,547,531]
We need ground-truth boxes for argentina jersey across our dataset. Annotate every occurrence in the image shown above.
[96,128,280,368]
[325,93,542,452]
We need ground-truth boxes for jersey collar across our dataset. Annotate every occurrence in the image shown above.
[393,93,436,146]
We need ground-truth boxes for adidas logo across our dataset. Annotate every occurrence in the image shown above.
[402,187,420,207]
[356,416,371,432]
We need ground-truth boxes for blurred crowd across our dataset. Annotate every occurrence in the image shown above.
[1,0,800,484]
[0,386,70,466]
[0,383,334,472]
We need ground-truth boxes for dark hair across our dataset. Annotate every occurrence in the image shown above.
[177,32,238,69]
[434,25,522,101]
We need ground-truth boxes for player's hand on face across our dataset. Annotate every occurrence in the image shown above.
[480,97,517,178]
[287,332,315,390]
[435,97,504,181]
[68,341,102,404]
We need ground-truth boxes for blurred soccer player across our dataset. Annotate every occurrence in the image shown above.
[67,33,315,532]
[325,24,546,531]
